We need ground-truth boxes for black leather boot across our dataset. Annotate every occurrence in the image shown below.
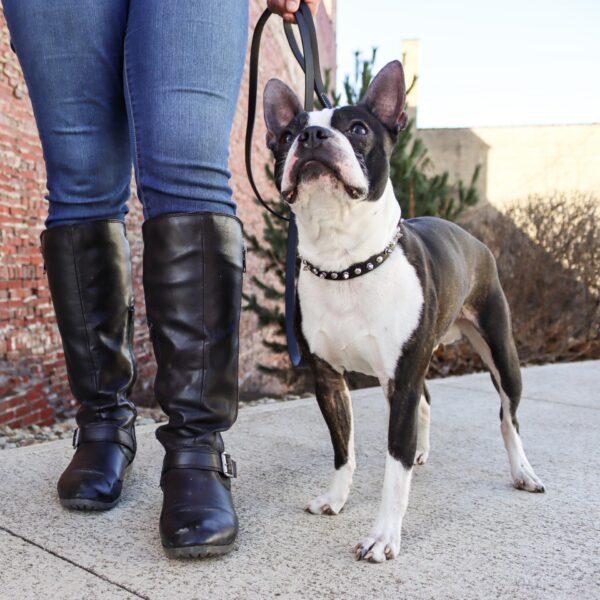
[40,219,138,510]
[141,211,244,558]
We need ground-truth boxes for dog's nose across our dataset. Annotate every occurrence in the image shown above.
[299,126,332,149]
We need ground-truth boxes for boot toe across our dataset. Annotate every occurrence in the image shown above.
[159,468,239,554]
[57,442,132,509]
[161,508,238,549]
[58,468,123,505]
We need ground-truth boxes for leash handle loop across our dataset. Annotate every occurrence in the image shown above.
[245,3,333,222]
[295,7,315,111]
[245,8,290,222]
[245,1,333,367]
[284,4,332,109]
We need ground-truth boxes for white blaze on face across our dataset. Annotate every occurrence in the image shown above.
[306,108,334,128]
[281,108,369,198]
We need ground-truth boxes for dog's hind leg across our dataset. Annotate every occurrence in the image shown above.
[305,355,355,516]
[415,384,431,465]
[458,288,545,493]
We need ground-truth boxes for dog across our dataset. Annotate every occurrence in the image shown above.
[262,60,545,563]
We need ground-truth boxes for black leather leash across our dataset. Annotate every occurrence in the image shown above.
[245,1,332,367]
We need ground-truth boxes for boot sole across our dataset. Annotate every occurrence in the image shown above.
[59,497,120,511]
[163,542,235,559]
[59,463,133,512]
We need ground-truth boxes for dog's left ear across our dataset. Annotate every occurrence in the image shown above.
[360,60,408,133]
[264,79,303,150]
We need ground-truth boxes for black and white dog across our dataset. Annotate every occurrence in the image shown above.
[263,60,545,563]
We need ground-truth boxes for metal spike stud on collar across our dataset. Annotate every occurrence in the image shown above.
[300,220,404,281]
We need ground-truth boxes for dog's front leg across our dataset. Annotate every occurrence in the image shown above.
[305,355,355,516]
[356,377,422,562]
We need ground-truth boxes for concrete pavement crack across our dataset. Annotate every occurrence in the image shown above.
[0,525,150,600]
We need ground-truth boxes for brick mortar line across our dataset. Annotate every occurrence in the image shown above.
[0,524,150,600]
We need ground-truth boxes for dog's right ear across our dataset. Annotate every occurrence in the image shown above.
[263,79,303,150]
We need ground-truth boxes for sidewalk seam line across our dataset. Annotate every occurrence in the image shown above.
[0,524,150,600]
[437,382,599,411]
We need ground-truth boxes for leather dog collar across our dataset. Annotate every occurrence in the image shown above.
[299,218,404,281]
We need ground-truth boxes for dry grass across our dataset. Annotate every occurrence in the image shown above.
[431,192,600,377]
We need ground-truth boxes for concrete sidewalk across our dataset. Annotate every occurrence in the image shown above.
[0,361,598,600]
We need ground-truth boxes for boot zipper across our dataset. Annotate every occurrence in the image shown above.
[39,236,47,275]
[242,243,247,273]
[126,300,138,390]
[147,317,161,361]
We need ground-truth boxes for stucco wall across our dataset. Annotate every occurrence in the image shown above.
[418,123,600,207]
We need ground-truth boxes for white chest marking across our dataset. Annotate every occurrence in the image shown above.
[298,246,424,382]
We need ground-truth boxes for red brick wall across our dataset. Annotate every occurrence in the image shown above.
[0,2,336,428]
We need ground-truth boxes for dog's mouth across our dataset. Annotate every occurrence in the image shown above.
[282,155,366,203]
[300,159,333,177]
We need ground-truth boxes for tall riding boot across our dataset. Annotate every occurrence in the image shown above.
[40,219,138,510]
[141,211,244,558]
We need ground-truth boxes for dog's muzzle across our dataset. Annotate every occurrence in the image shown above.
[282,127,367,202]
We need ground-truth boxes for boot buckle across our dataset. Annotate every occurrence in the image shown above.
[221,452,237,478]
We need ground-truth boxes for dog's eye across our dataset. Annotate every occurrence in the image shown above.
[349,122,368,136]
[280,130,294,144]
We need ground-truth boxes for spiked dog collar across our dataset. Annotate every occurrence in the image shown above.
[300,219,404,281]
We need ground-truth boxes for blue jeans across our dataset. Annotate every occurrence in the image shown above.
[3,0,248,229]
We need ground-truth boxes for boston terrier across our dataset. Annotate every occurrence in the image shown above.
[262,60,545,563]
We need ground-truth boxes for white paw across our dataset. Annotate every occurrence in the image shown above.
[304,492,346,515]
[513,464,545,493]
[354,528,401,563]
[414,447,429,465]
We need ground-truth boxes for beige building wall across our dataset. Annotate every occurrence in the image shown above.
[418,124,600,206]
[402,40,600,207]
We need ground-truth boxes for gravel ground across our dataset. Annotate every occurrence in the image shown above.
[0,395,305,450]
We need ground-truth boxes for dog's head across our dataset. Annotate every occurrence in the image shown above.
[263,60,407,206]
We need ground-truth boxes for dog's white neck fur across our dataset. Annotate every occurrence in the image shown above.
[293,179,401,272]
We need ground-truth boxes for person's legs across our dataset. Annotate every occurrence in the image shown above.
[125,0,248,556]
[3,0,132,228]
[123,0,248,218]
[4,0,138,511]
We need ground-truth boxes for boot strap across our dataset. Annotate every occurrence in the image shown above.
[73,424,136,454]
[161,449,237,485]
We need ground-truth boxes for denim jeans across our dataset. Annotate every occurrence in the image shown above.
[3,0,248,229]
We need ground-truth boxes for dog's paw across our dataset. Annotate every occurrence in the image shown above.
[304,493,345,515]
[414,447,429,465]
[354,530,401,563]
[512,465,545,493]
